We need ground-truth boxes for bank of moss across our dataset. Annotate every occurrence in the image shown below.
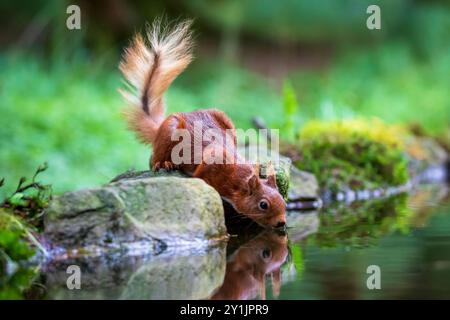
[1,164,50,268]
[0,165,50,299]
[293,118,410,193]
[0,209,40,300]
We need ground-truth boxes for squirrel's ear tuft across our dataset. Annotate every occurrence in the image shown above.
[267,174,277,189]
[253,162,260,177]
[247,174,261,194]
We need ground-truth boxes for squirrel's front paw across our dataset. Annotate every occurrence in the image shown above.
[152,161,178,172]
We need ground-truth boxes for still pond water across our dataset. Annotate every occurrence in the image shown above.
[3,184,450,299]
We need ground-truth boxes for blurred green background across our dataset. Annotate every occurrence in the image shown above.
[0,0,449,197]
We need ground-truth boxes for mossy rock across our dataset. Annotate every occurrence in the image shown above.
[294,118,410,192]
[259,156,291,200]
[44,172,226,253]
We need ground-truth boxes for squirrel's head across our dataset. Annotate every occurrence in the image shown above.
[233,173,286,229]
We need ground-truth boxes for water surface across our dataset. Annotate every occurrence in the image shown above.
[2,184,449,299]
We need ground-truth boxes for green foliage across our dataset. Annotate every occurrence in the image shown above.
[0,208,41,265]
[295,118,409,192]
[282,80,299,141]
[186,0,409,43]
[1,163,51,231]
[0,53,148,198]
[0,209,38,299]
[289,42,450,134]
[0,226,35,262]
[408,4,450,60]
[0,165,48,299]
[174,60,282,129]
[0,163,50,277]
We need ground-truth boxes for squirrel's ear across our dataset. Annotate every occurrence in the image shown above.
[247,174,261,194]
[267,174,277,189]
[253,162,260,177]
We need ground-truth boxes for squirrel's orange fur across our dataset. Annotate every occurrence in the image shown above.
[211,231,288,300]
[119,20,286,228]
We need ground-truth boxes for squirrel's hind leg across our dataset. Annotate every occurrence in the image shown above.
[150,114,186,172]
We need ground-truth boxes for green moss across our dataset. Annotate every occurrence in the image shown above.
[275,167,290,201]
[0,210,36,262]
[0,207,39,299]
[295,118,409,192]
[259,158,291,201]
[0,163,50,269]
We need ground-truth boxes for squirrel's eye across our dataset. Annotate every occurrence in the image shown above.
[259,200,269,210]
[261,248,271,260]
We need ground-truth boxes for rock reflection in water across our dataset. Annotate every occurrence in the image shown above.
[35,245,226,300]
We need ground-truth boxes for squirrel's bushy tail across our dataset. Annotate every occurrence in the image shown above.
[119,19,194,144]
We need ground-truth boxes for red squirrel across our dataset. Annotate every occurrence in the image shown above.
[119,20,286,228]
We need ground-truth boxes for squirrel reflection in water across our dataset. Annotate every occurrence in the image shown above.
[211,230,289,300]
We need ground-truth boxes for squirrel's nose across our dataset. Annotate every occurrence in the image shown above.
[275,221,286,228]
